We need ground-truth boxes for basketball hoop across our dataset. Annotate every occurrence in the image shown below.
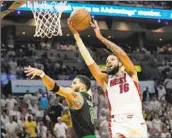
[27,0,67,38]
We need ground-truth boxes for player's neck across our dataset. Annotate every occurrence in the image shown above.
[115,70,124,77]
[79,88,87,92]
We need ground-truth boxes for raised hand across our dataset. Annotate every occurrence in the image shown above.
[91,19,102,38]
[24,66,43,79]
[67,18,78,35]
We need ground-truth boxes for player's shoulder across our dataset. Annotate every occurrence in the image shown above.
[125,71,139,83]
[131,74,139,83]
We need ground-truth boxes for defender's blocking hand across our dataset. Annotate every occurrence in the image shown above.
[24,66,43,79]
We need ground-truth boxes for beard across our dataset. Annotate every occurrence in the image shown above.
[106,66,119,75]
[74,87,80,92]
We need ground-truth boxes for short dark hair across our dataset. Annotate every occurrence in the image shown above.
[28,116,32,121]
[76,75,91,91]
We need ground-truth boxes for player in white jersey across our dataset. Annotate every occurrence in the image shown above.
[68,19,148,138]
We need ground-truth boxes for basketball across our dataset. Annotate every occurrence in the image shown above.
[69,8,91,31]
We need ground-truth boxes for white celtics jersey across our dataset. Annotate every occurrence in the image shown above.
[105,72,143,116]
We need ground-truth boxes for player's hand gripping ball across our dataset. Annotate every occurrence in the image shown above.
[69,8,91,31]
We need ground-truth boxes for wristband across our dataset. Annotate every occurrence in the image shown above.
[74,33,80,39]
[50,83,60,93]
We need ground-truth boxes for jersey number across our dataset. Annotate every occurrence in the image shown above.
[119,83,129,93]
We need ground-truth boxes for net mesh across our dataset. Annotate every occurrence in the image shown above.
[27,0,67,38]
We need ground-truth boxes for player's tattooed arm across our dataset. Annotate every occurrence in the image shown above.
[48,84,84,109]
[24,67,83,109]
[99,35,137,77]
[92,20,137,79]
[66,92,84,110]
[99,36,138,78]
[42,79,84,110]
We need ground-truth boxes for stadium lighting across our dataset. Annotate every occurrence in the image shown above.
[157,19,161,23]
[17,10,21,15]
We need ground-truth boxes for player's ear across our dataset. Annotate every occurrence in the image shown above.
[121,66,125,72]
[119,61,122,67]
[81,83,86,91]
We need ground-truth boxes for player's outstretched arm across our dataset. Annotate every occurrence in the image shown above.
[67,19,108,88]
[92,20,138,81]
[24,66,84,109]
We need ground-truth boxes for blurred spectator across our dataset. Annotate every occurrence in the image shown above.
[8,59,17,75]
[25,109,34,121]
[37,121,47,138]
[53,117,68,138]
[61,107,75,138]
[6,94,17,111]
[99,119,109,138]
[161,127,171,138]
[23,90,32,105]
[1,94,7,109]
[9,105,21,121]
[48,99,64,122]
[1,110,10,125]
[143,87,150,101]
[152,114,162,132]
[39,93,49,109]
[24,116,37,138]
[35,106,44,119]
[157,84,166,100]
[164,76,172,104]
[146,115,153,129]
[149,97,161,112]
[1,68,9,86]
[5,116,19,136]
[149,128,160,138]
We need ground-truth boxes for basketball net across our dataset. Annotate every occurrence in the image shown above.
[27,0,67,38]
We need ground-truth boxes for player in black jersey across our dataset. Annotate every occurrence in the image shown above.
[24,66,96,138]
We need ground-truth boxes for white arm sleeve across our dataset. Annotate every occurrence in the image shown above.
[74,34,94,66]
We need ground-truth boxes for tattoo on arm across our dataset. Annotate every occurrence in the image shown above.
[99,36,137,77]
[100,37,123,56]
[70,93,84,110]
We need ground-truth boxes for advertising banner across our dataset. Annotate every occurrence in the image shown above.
[11,80,97,93]
[18,2,172,20]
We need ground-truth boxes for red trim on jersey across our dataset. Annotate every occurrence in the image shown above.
[116,133,126,138]
[133,81,142,101]
[104,89,112,138]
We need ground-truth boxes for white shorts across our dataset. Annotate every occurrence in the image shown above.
[108,114,148,138]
